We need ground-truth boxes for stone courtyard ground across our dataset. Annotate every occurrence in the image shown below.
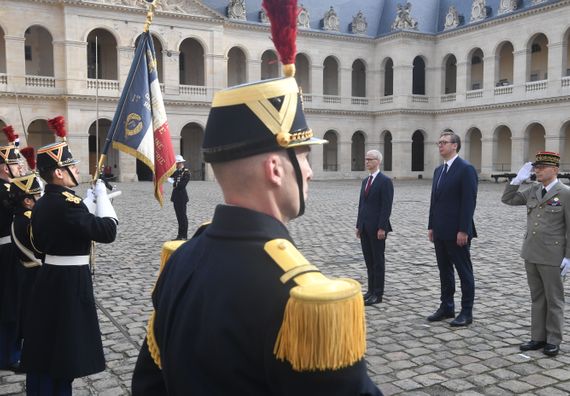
[1,179,569,395]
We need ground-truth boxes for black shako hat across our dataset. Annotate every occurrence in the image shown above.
[36,116,80,171]
[202,77,326,163]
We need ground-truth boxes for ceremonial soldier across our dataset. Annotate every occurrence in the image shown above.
[132,1,381,394]
[7,147,43,353]
[502,152,570,357]
[0,125,23,371]
[21,116,118,394]
[170,154,190,240]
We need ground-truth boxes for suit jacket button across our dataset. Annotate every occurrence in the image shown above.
[534,223,538,226]
[532,231,536,235]
[555,241,559,245]
[537,214,541,218]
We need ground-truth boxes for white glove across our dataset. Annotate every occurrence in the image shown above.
[511,162,533,185]
[561,258,570,278]
[83,188,96,215]
[108,190,122,200]
[94,180,118,223]
[167,177,174,184]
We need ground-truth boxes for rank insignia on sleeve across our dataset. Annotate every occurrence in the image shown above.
[62,191,82,204]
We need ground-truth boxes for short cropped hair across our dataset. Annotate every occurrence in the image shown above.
[440,129,461,153]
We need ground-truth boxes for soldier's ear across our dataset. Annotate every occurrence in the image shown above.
[53,168,65,180]
[264,153,284,187]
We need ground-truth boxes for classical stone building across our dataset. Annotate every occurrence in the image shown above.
[0,0,569,181]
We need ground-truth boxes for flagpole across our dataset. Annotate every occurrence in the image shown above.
[91,0,159,183]
[95,35,100,178]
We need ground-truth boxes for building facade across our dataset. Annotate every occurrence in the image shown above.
[0,0,569,182]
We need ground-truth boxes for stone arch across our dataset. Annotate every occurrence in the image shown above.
[467,47,484,90]
[179,37,205,86]
[527,33,549,81]
[180,122,205,180]
[134,33,164,82]
[351,131,366,171]
[465,127,482,172]
[261,49,279,80]
[87,28,118,80]
[411,130,425,171]
[495,41,514,86]
[295,53,310,93]
[412,56,426,95]
[442,54,457,94]
[351,59,366,97]
[382,57,393,96]
[88,119,117,177]
[27,119,54,148]
[524,122,546,161]
[24,25,54,76]
[380,130,392,171]
[0,25,6,74]
[323,130,338,171]
[562,27,570,77]
[493,125,512,172]
[323,56,340,96]
[227,46,247,86]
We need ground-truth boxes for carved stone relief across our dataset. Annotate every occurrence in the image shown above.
[259,8,269,24]
[498,0,517,15]
[443,6,460,30]
[321,6,339,32]
[227,0,246,21]
[298,5,310,29]
[470,0,488,23]
[350,10,367,35]
[391,2,418,31]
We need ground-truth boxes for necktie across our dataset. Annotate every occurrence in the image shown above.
[437,163,448,190]
[364,175,373,197]
[542,188,547,198]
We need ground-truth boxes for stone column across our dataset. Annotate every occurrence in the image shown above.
[4,35,25,88]
[547,41,564,95]
[480,137,493,178]
[118,150,137,182]
[338,140,352,174]
[250,59,261,82]
[513,49,529,96]
[483,55,495,95]
[390,138,412,178]
[118,46,135,89]
[545,133,563,154]
[393,64,412,107]
[310,64,323,106]
[511,136,525,169]
[340,66,351,100]
[61,40,88,94]
[52,40,67,90]
[163,50,179,95]
[456,61,468,100]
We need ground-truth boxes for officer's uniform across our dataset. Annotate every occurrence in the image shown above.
[132,2,381,393]
[502,152,569,348]
[0,139,23,370]
[21,117,118,393]
[170,158,190,240]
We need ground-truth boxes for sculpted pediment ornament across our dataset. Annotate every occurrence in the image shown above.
[350,10,367,35]
[227,0,246,20]
[83,0,221,18]
[321,6,340,32]
[391,2,418,31]
[298,5,310,29]
[259,8,269,24]
[470,0,488,23]
[498,0,517,15]
[443,6,460,30]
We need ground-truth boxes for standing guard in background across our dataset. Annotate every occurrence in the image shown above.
[170,155,190,240]
[132,0,382,394]
[21,116,118,395]
[0,125,23,371]
[7,147,43,362]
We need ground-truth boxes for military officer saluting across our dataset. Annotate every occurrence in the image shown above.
[21,116,118,394]
[170,155,190,240]
[0,125,24,371]
[502,151,570,357]
[132,1,381,394]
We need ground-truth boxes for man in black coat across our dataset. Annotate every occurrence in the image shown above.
[132,70,382,394]
[22,119,118,395]
[170,155,190,240]
[427,129,478,327]
[0,140,23,371]
[356,150,394,306]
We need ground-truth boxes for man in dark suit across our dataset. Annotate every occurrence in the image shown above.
[427,129,478,327]
[356,150,394,306]
[170,155,190,240]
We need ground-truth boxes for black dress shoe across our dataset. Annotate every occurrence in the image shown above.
[363,291,372,300]
[520,340,546,351]
[450,311,472,327]
[543,343,560,356]
[427,308,455,322]
[364,295,382,306]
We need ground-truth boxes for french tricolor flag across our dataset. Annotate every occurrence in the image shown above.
[105,31,176,205]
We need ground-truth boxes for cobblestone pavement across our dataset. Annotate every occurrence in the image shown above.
[1,179,569,395]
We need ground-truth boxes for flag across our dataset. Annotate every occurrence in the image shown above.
[106,31,176,205]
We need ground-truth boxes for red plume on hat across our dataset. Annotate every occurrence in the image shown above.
[262,0,298,77]
[47,116,67,141]
[2,125,18,145]
[20,147,36,171]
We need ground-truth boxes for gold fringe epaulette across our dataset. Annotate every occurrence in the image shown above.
[146,221,211,369]
[265,239,366,372]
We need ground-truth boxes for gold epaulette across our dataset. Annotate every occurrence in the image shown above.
[24,210,32,219]
[264,239,366,372]
[146,220,212,369]
[62,191,81,204]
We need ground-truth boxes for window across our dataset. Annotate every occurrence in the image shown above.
[25,45,32,61]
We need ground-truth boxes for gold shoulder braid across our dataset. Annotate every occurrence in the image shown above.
[265,239,365,372]
[62,191,81,204]
[146,221,212,369]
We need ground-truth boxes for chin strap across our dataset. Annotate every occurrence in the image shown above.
[286,148,305,218]
[64,166,79,187]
